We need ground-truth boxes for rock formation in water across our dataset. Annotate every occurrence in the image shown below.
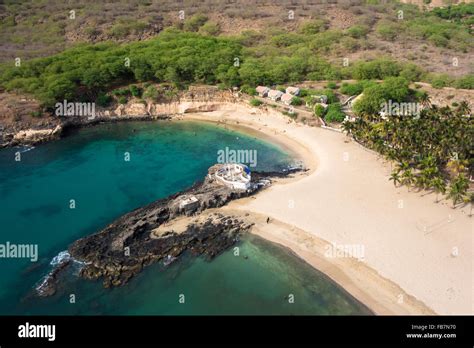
[34,165,301,295]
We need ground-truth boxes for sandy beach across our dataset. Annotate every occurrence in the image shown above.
[182,103,473,315]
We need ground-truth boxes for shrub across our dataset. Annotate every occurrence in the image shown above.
[108,20,148,38]
[325,103,345,123]
[183,14,208,32]
[353,77,409,115]
[129,85,142,97]
[290,96,303,106]
[429,33,449,47]
[143,85,159,100]
[96,93,112,107]
[30,110,42,118]
[326,81,338,89]
[453,75,474,89]
[250,98,262,107]
[399,63,424,82]
[340,82,364,96]
[299,20,328,35]
[313,104,326,118]
[376,21,399,41]
[112,88,131,97]
[340,37,360,52]
[347,24,369,38]
[118,96,128,104]
[241,85,257,96]
[321,89,338,104]
[429,74,452,89]
[352,59,402,80]
[199,21,220,36]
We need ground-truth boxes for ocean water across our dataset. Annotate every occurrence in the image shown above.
[0,120,370,315]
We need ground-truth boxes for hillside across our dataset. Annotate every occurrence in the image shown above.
[1,0,473,80]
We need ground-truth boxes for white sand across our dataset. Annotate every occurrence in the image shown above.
[181,104,473,315]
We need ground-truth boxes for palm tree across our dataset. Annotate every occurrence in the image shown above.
[456,100,470,117]
[341,120,354,135]
[389,170,401,187]
[431,176,446,203]
[447,174,469,208]
[419,93,431,109]
[397,161,410,173]
[401,169,415,190]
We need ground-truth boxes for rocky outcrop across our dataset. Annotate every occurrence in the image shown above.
[35,259,72,297]
[105,88,239,118]
[11,125,62,145]
[66,165,258,289]
[1,87,242,148]
[36,165,299,293]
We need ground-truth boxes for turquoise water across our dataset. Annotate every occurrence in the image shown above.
[0,120,370,315]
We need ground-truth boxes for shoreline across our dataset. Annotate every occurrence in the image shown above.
[177,104,472,315]
[3,102,471,315]
[183,109,431,315]
[182,111,432,314]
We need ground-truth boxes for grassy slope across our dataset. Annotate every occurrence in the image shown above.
[0,0,472,77]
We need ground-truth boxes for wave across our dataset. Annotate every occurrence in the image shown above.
[35,250,86,294]
[49,250,71,266]
[16,145,35,153]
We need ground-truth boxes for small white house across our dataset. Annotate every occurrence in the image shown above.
[285,86,300,96]
[281,93,294,106]
[268,90,284,101]
[256,86,270,97]
[178,195,199,212]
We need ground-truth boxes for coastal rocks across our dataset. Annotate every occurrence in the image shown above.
[12,125,62,145]
[123,102,147,116]
[1,87,240,148]
[61,165,298,292]
[35,259,72,297]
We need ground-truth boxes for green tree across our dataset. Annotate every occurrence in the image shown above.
[447,174,469,208]
[313,104,326,118]
[401,169,415,189]
[143,85,159,100]
[199,21,220,36]
[183,14,208,32]
[389,170,401,187]
[250,98,262,107]
[325,103,345,123]
[347,24,369,39]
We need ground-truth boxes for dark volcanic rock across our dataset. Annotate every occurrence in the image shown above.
[60,164,301,291]
[36,260,72,297]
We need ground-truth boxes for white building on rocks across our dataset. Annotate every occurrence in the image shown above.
[214,163,252,190]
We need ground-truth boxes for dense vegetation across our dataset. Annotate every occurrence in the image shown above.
[0,30,242,107]
[1,1,473,106]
